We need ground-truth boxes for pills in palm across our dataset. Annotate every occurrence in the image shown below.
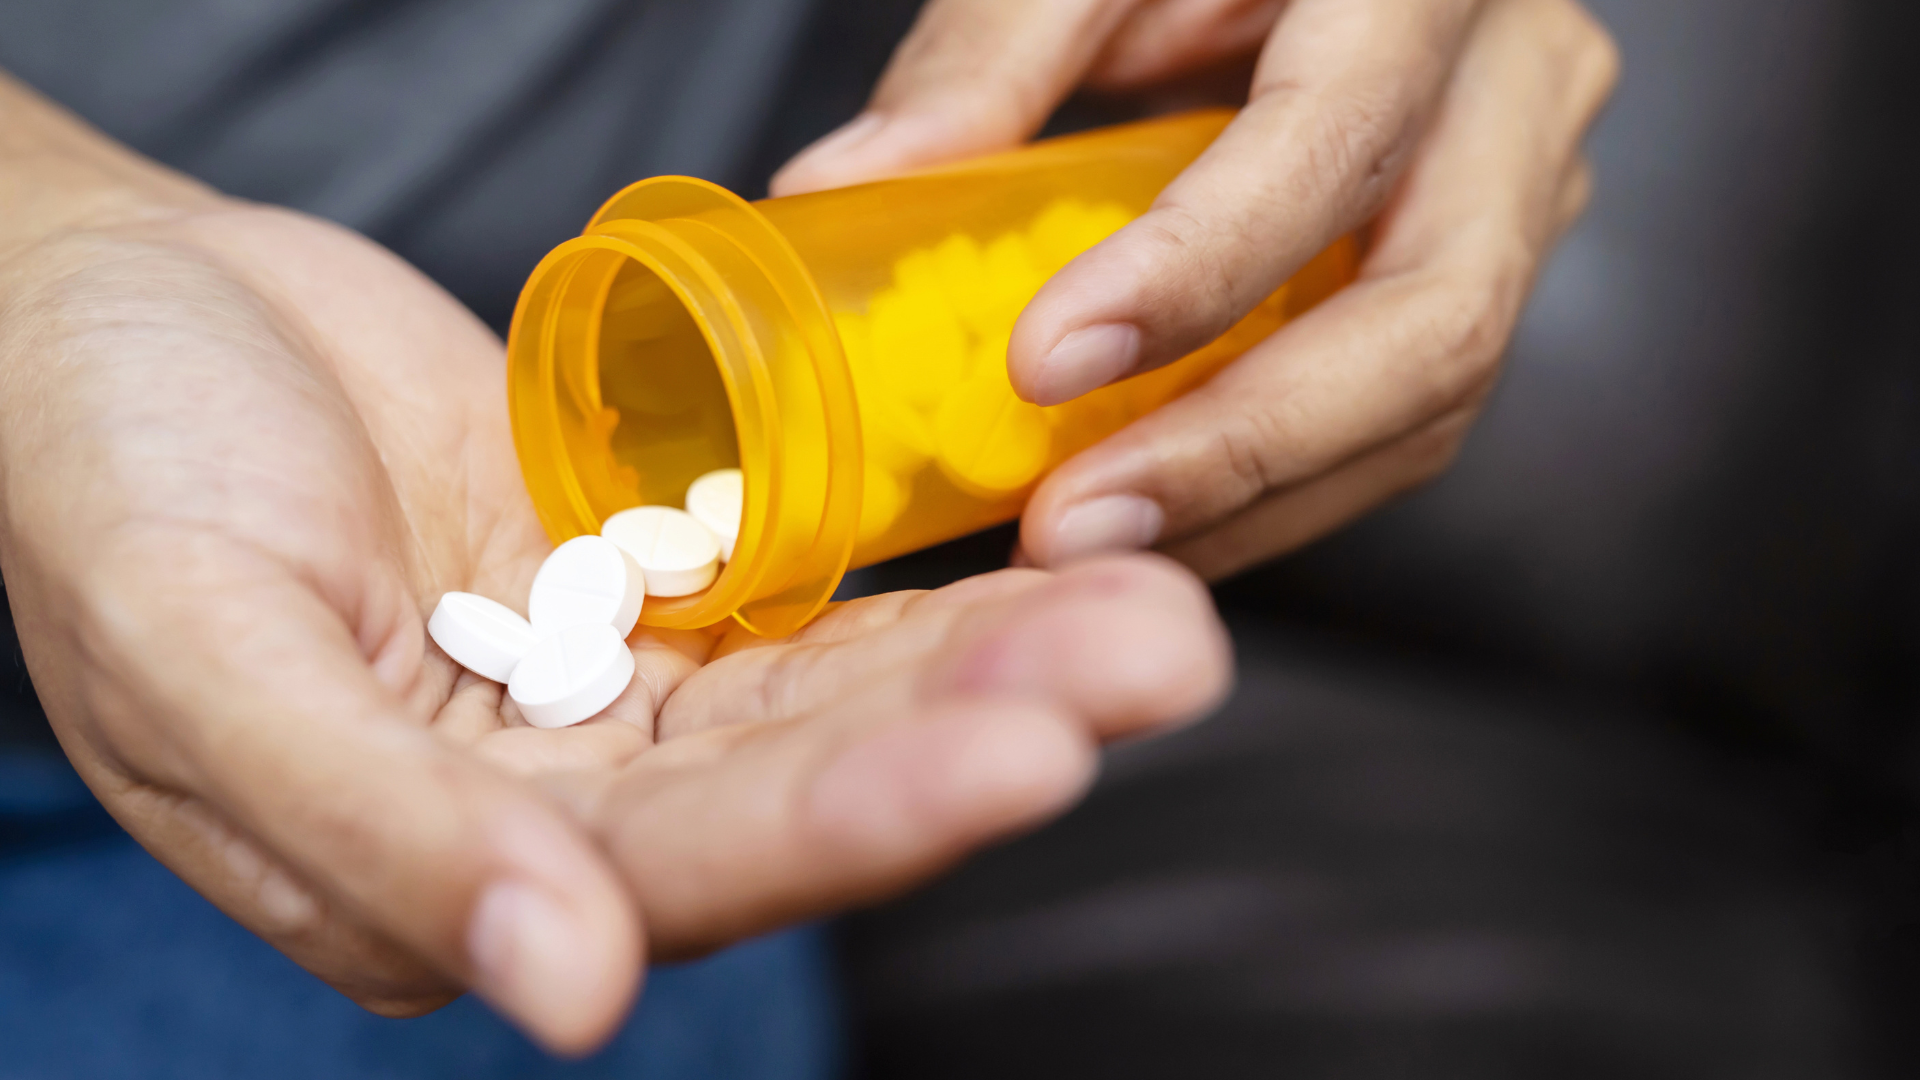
[528,534,645,638]
[507,623,637,729]
[428,592,538,683]
[601,505,720,597]
[684,468,743,562]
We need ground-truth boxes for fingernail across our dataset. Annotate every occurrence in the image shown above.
[1027,324,1141,406]
[774,113,888,192]
[1046,495,1163,564]
[468,880,596,1045]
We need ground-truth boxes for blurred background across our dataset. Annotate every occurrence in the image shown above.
[5,0,1919,1076]
[847,0,1920,1075]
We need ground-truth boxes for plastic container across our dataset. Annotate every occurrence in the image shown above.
[508,109,1357,637]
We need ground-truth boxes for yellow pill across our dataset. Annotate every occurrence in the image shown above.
[1080,200,1135,241]
[834,310,873,372]
[869,285,969,411]
[1027,199,1094,273]
[979,232,1045,324]
[1027,198,1134,273]
[934,367,1052,497]
[858,460,908,546]
[927,233,1003,339]
[970,330,1010,383]
[1043,380,1136,460]
[840,304,934,475]
[893,246,945,297]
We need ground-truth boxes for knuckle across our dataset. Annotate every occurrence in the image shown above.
[1543,0,1623,107]
[1409,423,1469,484]
[1209,398,1298,506]
[1292,81,1416,204]
[1557,157,1596,228]
[1573,21,1622,109]
[1128,206,1243,334]
[1417,276,1521,397]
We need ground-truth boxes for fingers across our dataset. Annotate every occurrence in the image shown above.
[76,544,643,1055]
[1084,0,1289,90]
[1007,0,1484,407]
[1161,402,1481,580]
[595,699,1096,958]
[656,569,1052,739]
[1023,266,1504,567]
[98,778,463,1017]
[1020,0,1618,569]
[920,555,1231,735]
[770,0,1134,196]
[660,556,1222,743]
[574,555,1229,954]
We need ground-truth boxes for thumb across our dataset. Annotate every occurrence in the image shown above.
[770,0,1134,196]
[82,557,642,1055]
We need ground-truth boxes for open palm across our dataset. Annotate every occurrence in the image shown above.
[0,203,1229,1053]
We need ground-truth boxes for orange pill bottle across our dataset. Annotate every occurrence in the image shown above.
[507,109,1357,636]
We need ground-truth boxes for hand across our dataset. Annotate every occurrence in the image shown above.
[0,197,1229,1053]
[773,0,1617,578]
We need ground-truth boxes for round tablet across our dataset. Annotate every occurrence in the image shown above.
[684,468,744,563]
[507,623,636,730]
[934,369,1052,496]
[870,287,968,411]
[600,505,721,597]
[428,592,538,683]
[528,535,645,638]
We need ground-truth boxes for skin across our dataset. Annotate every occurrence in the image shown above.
[0,76,1230,1055]
[774,0,1620,579]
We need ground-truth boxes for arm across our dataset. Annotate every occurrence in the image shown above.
[0,70,638,1044]
[0,70,1230,1052]
[0,71,217,250]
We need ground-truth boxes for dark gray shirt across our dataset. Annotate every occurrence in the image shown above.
[0,0,919,744]
[0,0,845,325]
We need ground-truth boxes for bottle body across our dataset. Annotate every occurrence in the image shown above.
[508,109,1357,636]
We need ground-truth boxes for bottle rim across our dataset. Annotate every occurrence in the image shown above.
[507,176,864,637]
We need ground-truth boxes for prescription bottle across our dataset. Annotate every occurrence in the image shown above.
[508,109,1357,637]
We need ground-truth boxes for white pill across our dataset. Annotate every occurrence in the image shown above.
[428,592,538,683]
[684,468,744,562]
[508,623,636,729]
[600,505,720,597]
[528,535,645,638]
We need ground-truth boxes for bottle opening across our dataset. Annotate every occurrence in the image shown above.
[510,176,865,637]
[596,258,741,508]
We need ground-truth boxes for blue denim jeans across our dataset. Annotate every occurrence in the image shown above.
[0,751,843,1080]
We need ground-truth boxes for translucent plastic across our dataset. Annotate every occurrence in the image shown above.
[508,109,1358,637]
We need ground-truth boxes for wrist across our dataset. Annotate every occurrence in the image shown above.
[0,71,223,260]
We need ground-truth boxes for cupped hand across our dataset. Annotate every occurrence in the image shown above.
[773,0,1618,578]
[0,201,1229,1053]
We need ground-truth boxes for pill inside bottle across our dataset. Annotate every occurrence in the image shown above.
[602,505,720,598]
[684,468,743,562]
[509,109,1359,637]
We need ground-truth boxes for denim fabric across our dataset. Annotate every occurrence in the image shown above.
[0,751,844,1080]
